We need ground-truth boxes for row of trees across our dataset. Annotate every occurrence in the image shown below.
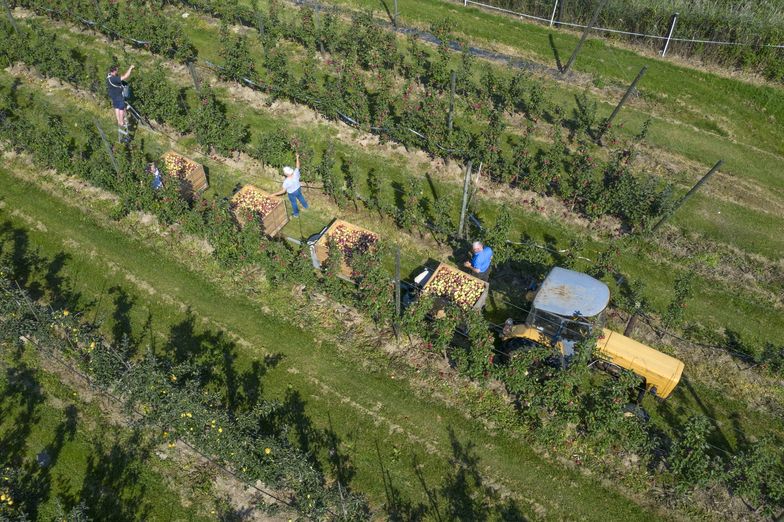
[0,273,369,520]
[2,75,783,517]
[11,1,675,231]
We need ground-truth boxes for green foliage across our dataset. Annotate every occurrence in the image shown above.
[482,205,512,264]
[352,247,394,325]
[218,25,258,83]
[249,128,292,168]
[189,87,248,154]
[430,193,456,243]
[132,63,189,132]
[572,89,597,140]
[0,273,369,519]
[322,236,346,299]
[728,438,784,515]
[662,271,694,331]
[668,416,722,492]
[453,310,494,380]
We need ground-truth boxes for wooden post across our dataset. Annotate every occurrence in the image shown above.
[447,70,456,135]
[549,0,559,27]
[2,0,18,33]
[561,0,608,74]
[187,62,201,93]
[623,311,639,337]
[597,65,647,143]
[557,0,565,27]
[458,161,473,238]
[395,247,401,318]
[94,119,119,174]
[393,0,398,27]
[661,12,678,57]
[651,160,723,234]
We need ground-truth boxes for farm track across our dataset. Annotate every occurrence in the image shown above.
[4,58,784,421]
[0,155,675,520]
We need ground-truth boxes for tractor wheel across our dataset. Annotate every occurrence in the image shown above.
[622,403,650,423]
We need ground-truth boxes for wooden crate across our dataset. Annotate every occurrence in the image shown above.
[161,150,208,200]
[230,184,288,237]
[314,219,379,279]
[422,262,489,311]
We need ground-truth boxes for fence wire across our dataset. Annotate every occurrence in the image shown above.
[455,0,784,48]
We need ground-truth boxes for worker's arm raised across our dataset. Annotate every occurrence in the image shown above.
[295,153,300,170]
[121,65,135,81]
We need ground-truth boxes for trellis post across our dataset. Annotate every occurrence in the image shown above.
[187,62,201,93]
[394,246,401,341]
[393,0,398,27]
[597,65,647,143]
[662,12,678,57]
[561,0,608,74]
[458,161,473,238]
[2,0,18,33]
[447,70,456,135]
[651,160,723,234]
[549,0,559,28]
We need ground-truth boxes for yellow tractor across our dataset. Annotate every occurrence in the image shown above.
[501,267,684,399]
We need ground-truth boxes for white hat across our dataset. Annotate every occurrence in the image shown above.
[283,166,294,176]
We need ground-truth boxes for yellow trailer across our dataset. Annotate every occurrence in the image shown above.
[501,267,683,399]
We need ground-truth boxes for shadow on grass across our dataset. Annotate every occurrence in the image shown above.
[0,219,363,496]
[379,427,527,521]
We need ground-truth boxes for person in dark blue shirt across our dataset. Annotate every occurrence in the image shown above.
[147,163,163,191]
[464,241,493,281]
[106,64,134,132]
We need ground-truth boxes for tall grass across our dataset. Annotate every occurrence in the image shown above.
[467,0,784,80]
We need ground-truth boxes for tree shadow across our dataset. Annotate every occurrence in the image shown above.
[0,356,78,519]
[108,286,136,348]
[548,34,563,73]
[680,375,733,453]
[378,428,527,520]
[75,428,154,521]
[163,309,281,416]
[0,221,89,318]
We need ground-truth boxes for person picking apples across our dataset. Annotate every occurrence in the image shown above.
[273,152,309,218]
[464,241,493,281]
[106,64,134,142]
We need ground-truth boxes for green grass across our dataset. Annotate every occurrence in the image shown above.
[0,346,212,521]
[0,161,668,520]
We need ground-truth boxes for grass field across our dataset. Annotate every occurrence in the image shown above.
[2,2,784,518]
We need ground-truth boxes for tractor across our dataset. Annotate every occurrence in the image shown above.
[501,267,684,399]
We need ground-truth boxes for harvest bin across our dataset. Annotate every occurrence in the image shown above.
[160,150,208,200]
[230,184,289,237]
[312,219,379,279]
[421,262,489,311]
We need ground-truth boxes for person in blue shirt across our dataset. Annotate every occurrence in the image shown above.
[147,163,163,191]
[464,241,493,281]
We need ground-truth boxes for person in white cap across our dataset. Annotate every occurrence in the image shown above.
[273,153,309,217]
